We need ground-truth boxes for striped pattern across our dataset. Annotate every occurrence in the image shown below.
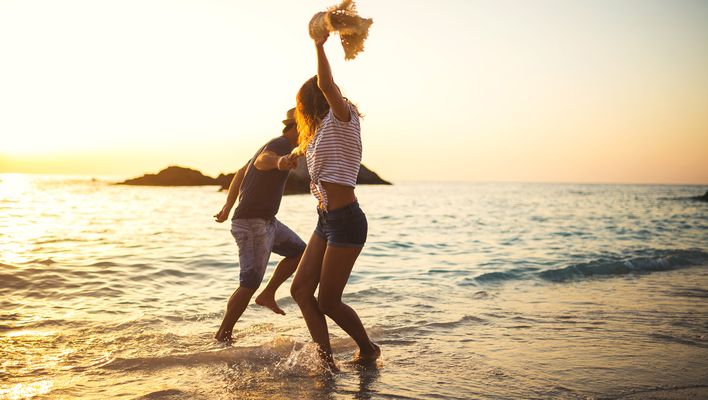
[306,103,362,209]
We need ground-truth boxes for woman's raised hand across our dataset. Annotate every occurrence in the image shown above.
[314,32,329,47]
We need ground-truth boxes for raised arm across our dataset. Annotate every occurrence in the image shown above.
[214,163,247,223]
[315,34,351,122]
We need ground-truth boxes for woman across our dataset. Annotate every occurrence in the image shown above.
[290,32,380,370]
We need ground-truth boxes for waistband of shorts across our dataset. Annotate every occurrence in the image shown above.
[231,217,274,227]
[317,201,361,216]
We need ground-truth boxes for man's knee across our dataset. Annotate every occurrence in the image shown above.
[239,264,266,290]
[283,254,303,266]
[239,277,262,291]
[236,285,258,297]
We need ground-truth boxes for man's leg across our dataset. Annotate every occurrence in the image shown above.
[216,218,271,341]
[256,219,307,315]
[215,285,257,341]
[255,255,300,315]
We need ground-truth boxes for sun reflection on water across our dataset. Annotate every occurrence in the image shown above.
[0,174,32,198]
[4,330,56,338]
[0,173,95,265]
[1,174,37,265]
[0,380,53,400]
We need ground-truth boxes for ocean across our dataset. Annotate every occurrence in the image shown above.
[1,174,707,399]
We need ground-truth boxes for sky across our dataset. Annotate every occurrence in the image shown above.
[1,0,707,184]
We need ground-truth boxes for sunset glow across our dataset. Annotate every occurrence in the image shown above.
[1,0,707,184]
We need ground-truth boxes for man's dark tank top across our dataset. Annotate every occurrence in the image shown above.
[233,136,293,220]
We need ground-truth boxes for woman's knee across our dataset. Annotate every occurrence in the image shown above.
[317,296,340,316]
[290,283,314,305]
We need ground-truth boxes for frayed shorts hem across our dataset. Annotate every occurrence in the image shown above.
[314,230,365,248]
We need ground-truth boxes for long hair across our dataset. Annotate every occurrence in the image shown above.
[295,76,329,155]
[295,76,362,155]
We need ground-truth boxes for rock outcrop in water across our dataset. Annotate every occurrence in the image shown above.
[217,157,391,194]
[120,162,391,194]
[118,166,217,186]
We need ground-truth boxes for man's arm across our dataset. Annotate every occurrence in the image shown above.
[214,163,248,223]
[254,150,297,171]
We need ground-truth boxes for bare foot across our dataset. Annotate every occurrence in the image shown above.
[324,359,341,374]
[214,329,233,342]
[255,293,285,315]
[351,342,381,364]
[319,351,340,374]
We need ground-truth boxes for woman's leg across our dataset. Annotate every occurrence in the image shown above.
[318,245,379,359]
[290,233,336,366]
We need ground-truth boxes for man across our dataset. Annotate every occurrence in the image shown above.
[213,108,304,342]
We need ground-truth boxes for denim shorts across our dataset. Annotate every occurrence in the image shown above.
[314,202,368,248]
[231,217,306,289]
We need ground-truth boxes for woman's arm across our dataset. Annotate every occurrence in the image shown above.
[315,34,351,122]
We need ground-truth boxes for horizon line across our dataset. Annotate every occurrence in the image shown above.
[1,171,706,187]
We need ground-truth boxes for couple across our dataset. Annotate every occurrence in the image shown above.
[213,33,380,370]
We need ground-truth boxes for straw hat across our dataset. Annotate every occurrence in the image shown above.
[282,108,296,125]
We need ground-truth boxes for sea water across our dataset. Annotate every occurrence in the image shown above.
[1,174,707,399]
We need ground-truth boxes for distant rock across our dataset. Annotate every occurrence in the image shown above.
[284,160,311,195]
[691,190,708,202]
[357,164,392,185]
[120,162,391,194]
[219,157,391,194]
[118,166,217,186]
[215,173,233,189]
[215,173,234,189]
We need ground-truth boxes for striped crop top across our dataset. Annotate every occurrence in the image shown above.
[306,103,362,209]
